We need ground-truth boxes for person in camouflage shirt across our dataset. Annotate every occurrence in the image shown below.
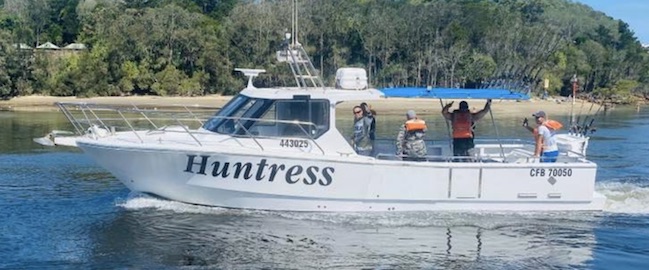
[352,105,373,156]
[396,110,427,161]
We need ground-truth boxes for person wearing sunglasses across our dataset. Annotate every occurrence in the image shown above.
[360,102,377,155]
[351,105,373,156]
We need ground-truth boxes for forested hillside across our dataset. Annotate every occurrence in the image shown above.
[0,0,648,103]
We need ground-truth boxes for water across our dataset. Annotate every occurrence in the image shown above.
[2,107,649,269]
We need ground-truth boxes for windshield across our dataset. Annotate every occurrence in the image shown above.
[202,94,330,138]
[201,95,250,132]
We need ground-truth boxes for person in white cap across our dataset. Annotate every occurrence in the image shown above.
[532,110,560,162]
[396,110,427,161]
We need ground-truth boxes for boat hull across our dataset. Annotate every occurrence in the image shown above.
[77,139,605,212]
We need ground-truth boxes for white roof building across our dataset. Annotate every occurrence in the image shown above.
[36,42,60,50]
[63,43,87,50]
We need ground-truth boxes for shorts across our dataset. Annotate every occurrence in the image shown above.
[541,150,559,163]
[453,138,474,156]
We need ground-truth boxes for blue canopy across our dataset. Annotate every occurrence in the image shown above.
[380,87,530,100]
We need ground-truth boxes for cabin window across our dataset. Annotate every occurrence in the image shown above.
[271,99,329,138]
[202,94,329,139]
[202,94,252,133]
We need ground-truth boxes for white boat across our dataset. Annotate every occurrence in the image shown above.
[34,17,605,212]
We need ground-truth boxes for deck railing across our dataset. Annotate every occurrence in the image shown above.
[55,102,326,154]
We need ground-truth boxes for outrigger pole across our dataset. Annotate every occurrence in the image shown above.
[439,98,454,153]
[487,104,505,160]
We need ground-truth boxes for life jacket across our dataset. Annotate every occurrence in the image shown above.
[452,111,473,139]
[544,119,563,130]
[533,119,563,136]
[405,119,426,132]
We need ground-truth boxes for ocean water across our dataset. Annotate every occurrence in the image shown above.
[1,106,649,269]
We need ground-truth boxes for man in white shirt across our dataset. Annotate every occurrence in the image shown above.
[532,111,559,163]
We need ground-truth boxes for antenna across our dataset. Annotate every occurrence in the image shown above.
[235,68,265,89]
[292,0,298,46]
[275,0,325,89]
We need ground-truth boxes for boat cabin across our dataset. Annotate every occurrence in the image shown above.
[198,69,383,157]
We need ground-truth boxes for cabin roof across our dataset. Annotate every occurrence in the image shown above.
[240,87,384,103]
[381,87,530,100]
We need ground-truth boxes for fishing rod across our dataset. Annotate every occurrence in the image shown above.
[583,118,596,136]
[574,99,586,134]
[578,101,596,135]
[582,98,605,136]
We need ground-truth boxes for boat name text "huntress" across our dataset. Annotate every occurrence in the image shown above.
[183,155,334,186]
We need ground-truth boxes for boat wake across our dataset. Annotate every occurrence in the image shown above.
[116,193,230,215]
[597,181,649,214]
[114,180,649,219]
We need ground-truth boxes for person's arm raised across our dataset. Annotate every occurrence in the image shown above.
[473,99,492,121]
[442,101,453,120]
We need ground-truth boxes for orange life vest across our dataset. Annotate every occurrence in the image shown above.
[544,119,563,130]
[533,119,563,136]
[405,119,426,132]
[452,111,473,138]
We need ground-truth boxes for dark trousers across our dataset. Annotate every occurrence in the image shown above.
[452,138,474,156]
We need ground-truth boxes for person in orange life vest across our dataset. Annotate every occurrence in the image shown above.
[396,110,427,161]
[530,110,562,163]
[442,99,491,157]
[522,116,563,136]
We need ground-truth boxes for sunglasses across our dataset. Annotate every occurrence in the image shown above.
[353,110,362,114]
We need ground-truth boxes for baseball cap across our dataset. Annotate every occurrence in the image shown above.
[406,110,417,119]
[533,111,546,118]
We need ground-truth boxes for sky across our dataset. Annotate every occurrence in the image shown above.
[575,0,649,45]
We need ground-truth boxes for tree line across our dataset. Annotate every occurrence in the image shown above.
[0,0,648,103]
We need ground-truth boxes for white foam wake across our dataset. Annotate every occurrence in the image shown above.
[114,182,649,217]
[115,193,230,215]
[598,182,649,214]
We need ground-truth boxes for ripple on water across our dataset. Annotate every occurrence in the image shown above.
[598,181,649,214]
[110,193,604,269]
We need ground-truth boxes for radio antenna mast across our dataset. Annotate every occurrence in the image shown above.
[275,0,324,89]
[292,0,298,47]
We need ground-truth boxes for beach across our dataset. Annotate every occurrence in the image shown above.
[0,95,599,117]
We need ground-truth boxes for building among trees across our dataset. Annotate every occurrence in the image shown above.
[35,42,60,50]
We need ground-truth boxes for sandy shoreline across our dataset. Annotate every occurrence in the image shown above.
[0,95,599,117]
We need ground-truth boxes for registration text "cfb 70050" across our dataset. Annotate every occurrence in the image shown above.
[530,168,573,177]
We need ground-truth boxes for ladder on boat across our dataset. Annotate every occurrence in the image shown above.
[277,43,325,89]
[275,0,324,89]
